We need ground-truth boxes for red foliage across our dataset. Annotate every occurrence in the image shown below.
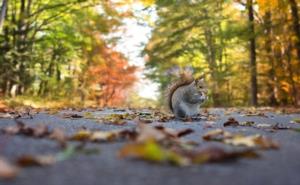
[87,45,137,107]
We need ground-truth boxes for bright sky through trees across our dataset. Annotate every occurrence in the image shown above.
[113,3,159,100]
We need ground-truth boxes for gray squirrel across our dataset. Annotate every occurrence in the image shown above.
[166,68,207,118]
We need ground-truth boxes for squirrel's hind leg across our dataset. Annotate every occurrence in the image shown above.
[173,103,187,119]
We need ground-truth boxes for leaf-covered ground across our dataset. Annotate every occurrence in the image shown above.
[0,107,300,185]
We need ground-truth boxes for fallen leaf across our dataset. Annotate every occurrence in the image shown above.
[225,135,279,149]
[102,113,135,125]
[83,112,95,119]
[0,157,19,180]
[154,126,194,138]
[255,123,271,129]
[136,124,166,142]
[119,140,258,166]
[239,121,255,126]
[203,129,279,150]
[2,121,50,137]
[16,155,56,167]
[69,130,91,141]
[290,118,300,124]
[223,117,239,127]
[90,131,117,142]
[119,140,189,166]
[191,146,258,164]
[202,129,232,141]
[271,123,289,130]
[48,128,67,147]
[32,124,50,137]
[0,113,14,119]
[62,113,83,119]
[69,129,137,142]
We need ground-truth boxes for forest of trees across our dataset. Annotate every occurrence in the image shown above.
[0,0,137,106]
[144,0,300,107]
[0,0,300,107]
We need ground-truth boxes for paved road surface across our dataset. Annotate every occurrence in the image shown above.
[1,108,300,185]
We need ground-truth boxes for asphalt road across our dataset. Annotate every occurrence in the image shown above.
[1,108,300,185]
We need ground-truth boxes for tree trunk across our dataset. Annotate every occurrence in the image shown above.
[286,42,298,106]
[289,0,300,68]
[264,11,277,106]
[0,0,8,31]
[247,0,258,106]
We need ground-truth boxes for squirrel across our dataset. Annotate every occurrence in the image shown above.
[166,68,207,119]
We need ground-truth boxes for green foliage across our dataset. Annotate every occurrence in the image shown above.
[0,0,132,105]
[144,0,300,106]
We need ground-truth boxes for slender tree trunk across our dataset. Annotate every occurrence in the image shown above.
[247,0,258,106]
[286,42,298,105]
[264,11,277,106]
[289,0,300,68]
[0,0,8,31]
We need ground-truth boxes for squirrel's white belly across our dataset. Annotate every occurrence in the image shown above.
[180,102,200,116]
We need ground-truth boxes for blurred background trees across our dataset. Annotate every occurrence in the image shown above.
[0,0,299,108]
[144,0,300,107]
[0,0,137,107]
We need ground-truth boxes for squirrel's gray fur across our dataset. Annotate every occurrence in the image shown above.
[166,69,207,119]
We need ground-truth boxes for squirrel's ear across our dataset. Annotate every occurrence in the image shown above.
[195,76,204,83]
[166,66,180,76]
[198,74,206,81]
[183,66,194,74]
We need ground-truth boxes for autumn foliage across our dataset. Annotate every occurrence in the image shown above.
[87,46,137,107]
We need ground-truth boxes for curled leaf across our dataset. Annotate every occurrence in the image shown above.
[16,155,56,167]
[223,117,239,127]
[225,135,279,149]
[202,129,232,141]
[0,157,19,180]
[119,140,189,166]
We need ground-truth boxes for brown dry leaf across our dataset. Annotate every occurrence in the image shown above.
[203,129,279,150]
[176,128,194,137]
[62,113,83,119]
[1,125,21,135]
[239,121,255,126]
[90,131,117,142]
[271,123,289,130]
[191,146,259,164]
[225,135,279,149]
[202,129,233,141]
[255,123,271,129]
[0,113,14,119]
[136,124,167,142]
[1,122,67,146]
[4,120,34,136]
[69,130,91,141]
[223,117,239,127]
[118,129,138,140]
[290,118,300,124]
[48,128,67,147]
[243,112,268,117]
[153,111,174,122]
[252,135,279,149]
[32,124,50,137]
[154,126,194,138]
[1,121,50,138]
[102,113,135,125]
[0,157,19,180]
[119,140,190,166]
[69,129,137,142]
[16,155,56,167]
[119,140,258,166]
